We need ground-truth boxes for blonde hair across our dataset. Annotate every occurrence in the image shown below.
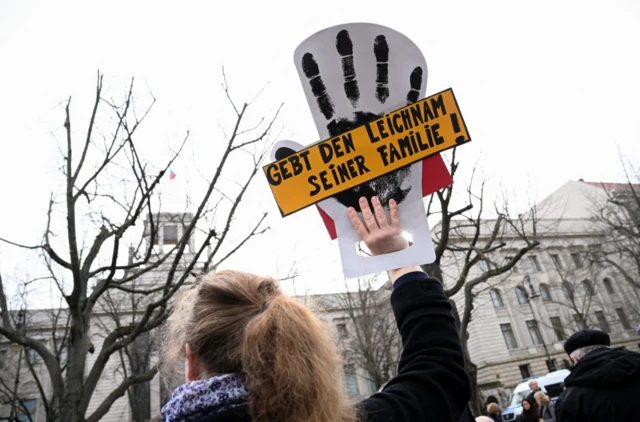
[163,270,357,422]
[534,391,550,406]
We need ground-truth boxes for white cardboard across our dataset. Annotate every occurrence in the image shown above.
[276,23,437,278]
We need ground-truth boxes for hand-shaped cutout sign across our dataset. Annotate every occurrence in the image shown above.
[271,23,455,278]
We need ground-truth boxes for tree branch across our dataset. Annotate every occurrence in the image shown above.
[85,365,158,422]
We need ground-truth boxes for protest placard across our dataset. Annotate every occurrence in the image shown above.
[267,23,471,277]
[265,88,469,216]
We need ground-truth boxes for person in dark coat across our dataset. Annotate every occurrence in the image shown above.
[160,196,471,422]
[555,329,640,422]
[486,403,503,422]
[483,396,499,416]
[518,398,540,422]
[524,380,541,411]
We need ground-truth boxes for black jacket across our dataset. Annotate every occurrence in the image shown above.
[193,272,471,421]
[555,347,640,422]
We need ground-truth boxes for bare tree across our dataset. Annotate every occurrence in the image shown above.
[422,150,541,414]
[334,277,400,392]
[589,161,640,290]
[0,71,280,422]
[0,276,67,422]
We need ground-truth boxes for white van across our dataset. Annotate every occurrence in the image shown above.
[501,369,570,421]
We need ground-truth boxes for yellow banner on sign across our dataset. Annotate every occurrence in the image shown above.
[264,88,471,216]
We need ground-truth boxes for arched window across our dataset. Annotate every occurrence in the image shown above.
[540,284,552,302]
[603,278,615,295]
[490,289,504,308]
[582,280,594,296]
[515,286,528,304]
[562,282,573,299]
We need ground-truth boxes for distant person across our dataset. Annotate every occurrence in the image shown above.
[525,380,541,410]
[484,396,499,415]
[555,329,640,421]
[534,391,555,422]
[486,403,502,422]
[519,398,540,422]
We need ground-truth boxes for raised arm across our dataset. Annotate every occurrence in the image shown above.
[349,196,471,422]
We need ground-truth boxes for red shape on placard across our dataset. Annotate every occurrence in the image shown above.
[317,153,453,240]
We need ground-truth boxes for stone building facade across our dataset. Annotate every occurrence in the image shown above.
[460,181,640,404]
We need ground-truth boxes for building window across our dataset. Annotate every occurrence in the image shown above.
[163,225,178,245]
[562,282,573,299]
[336,323,348,339]
[344,365,359,396]
[490,289,504,308]
[515,286,528,304]
[540,284,552,302]
[16,311,25,332]
[526,320,544,345]
[479,259,490,273]
[26,349,41,365]
[573,314,587,330]
[595,311,611,333]
[616,308,632,330]
[0,349,6,368]
[503,256,516,272]
[529,256,541,273]
[368,373,377,393]
[570,253,583,268]
[546,359,557,372]
[17,399,36,422]
[550,316,566,341]
[519,364,532,379]
[582,280,594,297]
[603,278,615,295]
[60,346,68,366]
[500,323,518,350]
[550,254,563,270]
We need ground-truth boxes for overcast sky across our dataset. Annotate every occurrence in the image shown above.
[1,0,639,305]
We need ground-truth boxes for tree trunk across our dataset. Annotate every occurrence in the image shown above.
[450,299,482,418]
[62,312,88,422]
[421,262,443,282]
[465,358,481,416]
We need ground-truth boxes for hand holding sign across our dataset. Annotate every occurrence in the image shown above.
[348,197,408,256]
[266,23,471,278]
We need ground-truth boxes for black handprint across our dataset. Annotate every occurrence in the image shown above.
[301,30,424,212]
[374,35,389,103]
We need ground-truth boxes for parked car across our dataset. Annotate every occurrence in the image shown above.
[502,369,569,421]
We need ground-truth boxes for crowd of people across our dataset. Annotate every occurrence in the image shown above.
[475,328,640,422]
[156,196,640,422]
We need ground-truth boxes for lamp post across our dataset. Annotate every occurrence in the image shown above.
[523,275,555,372]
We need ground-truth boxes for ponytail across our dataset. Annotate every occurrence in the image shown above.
[163,270,357,422]
[243,294,356,422]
